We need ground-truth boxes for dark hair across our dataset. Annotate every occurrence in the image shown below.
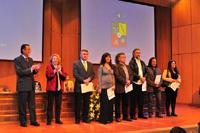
[21,44,30,54]
[167,60,179,74]
[115,52,125,64]
[81,49,88,53]
[148,57,157,68]
[100,52,112,67]
[132,48,140,54]
[169,126,186,133]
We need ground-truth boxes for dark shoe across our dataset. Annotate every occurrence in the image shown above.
[171,113,178,117]
[107,120,113,123]
[123,118,132,121]
[149,114,153,118]
[130,116,137,120]
[116,118,121,122]
[47,121,51,125]
[138,115,148,119]
[83,119,91,123]
[99,121,108,124]
[166,112,171,117]
[156,115,163,118]
[20,123,27,127]
[56,120,63,124]
[30,121,40,126]
[75,120,80,124]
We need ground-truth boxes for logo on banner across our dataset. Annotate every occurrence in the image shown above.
[112,13,127,47]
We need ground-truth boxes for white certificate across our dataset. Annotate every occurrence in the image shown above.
[107,86,115,100]
[81,82,95,93]
[125,84,133,93]
[154,75,162,84]
[142,81,147,91]
[169,82,180,91]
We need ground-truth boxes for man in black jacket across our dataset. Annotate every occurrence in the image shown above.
[129,48,148,119]
[73,49,95,124]
[14,44,41,127]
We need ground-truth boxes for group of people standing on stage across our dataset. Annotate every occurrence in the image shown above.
[73,48,181,124]
[14,44,181,127]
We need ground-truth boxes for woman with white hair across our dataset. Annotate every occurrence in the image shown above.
[46,54,67,125]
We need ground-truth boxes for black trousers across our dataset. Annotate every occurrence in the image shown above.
[47,91,62,122]
[148,90,162,115]
[130,83,144,117]
[99,89,113,123]
[165,87,178,114]
[74,92,91,121]
[17,90,36,124]
[115,92,129,119]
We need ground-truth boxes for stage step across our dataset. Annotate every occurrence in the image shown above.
[0,92,74,122]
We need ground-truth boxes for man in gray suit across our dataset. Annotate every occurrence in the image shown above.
[14,44,41,127]
[73,49,95,124]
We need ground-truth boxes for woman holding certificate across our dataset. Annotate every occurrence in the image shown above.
[98,53,115,124]
[114,52,133,122]
[146,57,163,118]
[162,60,181,117]
[46,54,67,125]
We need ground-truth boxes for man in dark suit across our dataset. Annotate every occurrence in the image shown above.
[129,48,148,119]
[73,49,95,124]
[14,44,41,127]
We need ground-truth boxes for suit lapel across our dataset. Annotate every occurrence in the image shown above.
[20,55,30,68]
[78,60,87,74]
[119,64,126,77]
[86,61,90,72]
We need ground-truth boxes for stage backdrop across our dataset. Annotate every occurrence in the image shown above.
[81,0,155,64]
[0,0,43,61]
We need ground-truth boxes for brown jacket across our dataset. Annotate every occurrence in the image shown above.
[114,64,133,94]
[146,67,162,92]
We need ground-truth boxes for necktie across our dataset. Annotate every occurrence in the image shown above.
[83,61,87,71]
[25,58,29,63]
[25,58,30,67]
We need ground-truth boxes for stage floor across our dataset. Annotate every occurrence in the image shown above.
[0,104,199,133]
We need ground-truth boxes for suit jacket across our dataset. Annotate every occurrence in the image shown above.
[46,64,67,92]
[114,64,133,94]
[129,57,147,82]
[73,60,95,93]
[146,67,162,92]
[14,55,37,92]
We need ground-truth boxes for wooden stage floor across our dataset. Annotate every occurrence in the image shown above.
[0,104,199,133]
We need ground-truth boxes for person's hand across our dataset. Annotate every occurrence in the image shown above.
[32,64,41,71]
[83,79,89,85]
[112,85,115,90]
[54,65,61,73]
[155,84,160,88]
[66,75,70,80]
[172,79,178,82]
[174,80,181,83]
[57,65,61,72]
[140,77,146,83]
[53,69,57,73]
[98,89,101,94]
[126,80,131,86]
[176,79,181,83]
